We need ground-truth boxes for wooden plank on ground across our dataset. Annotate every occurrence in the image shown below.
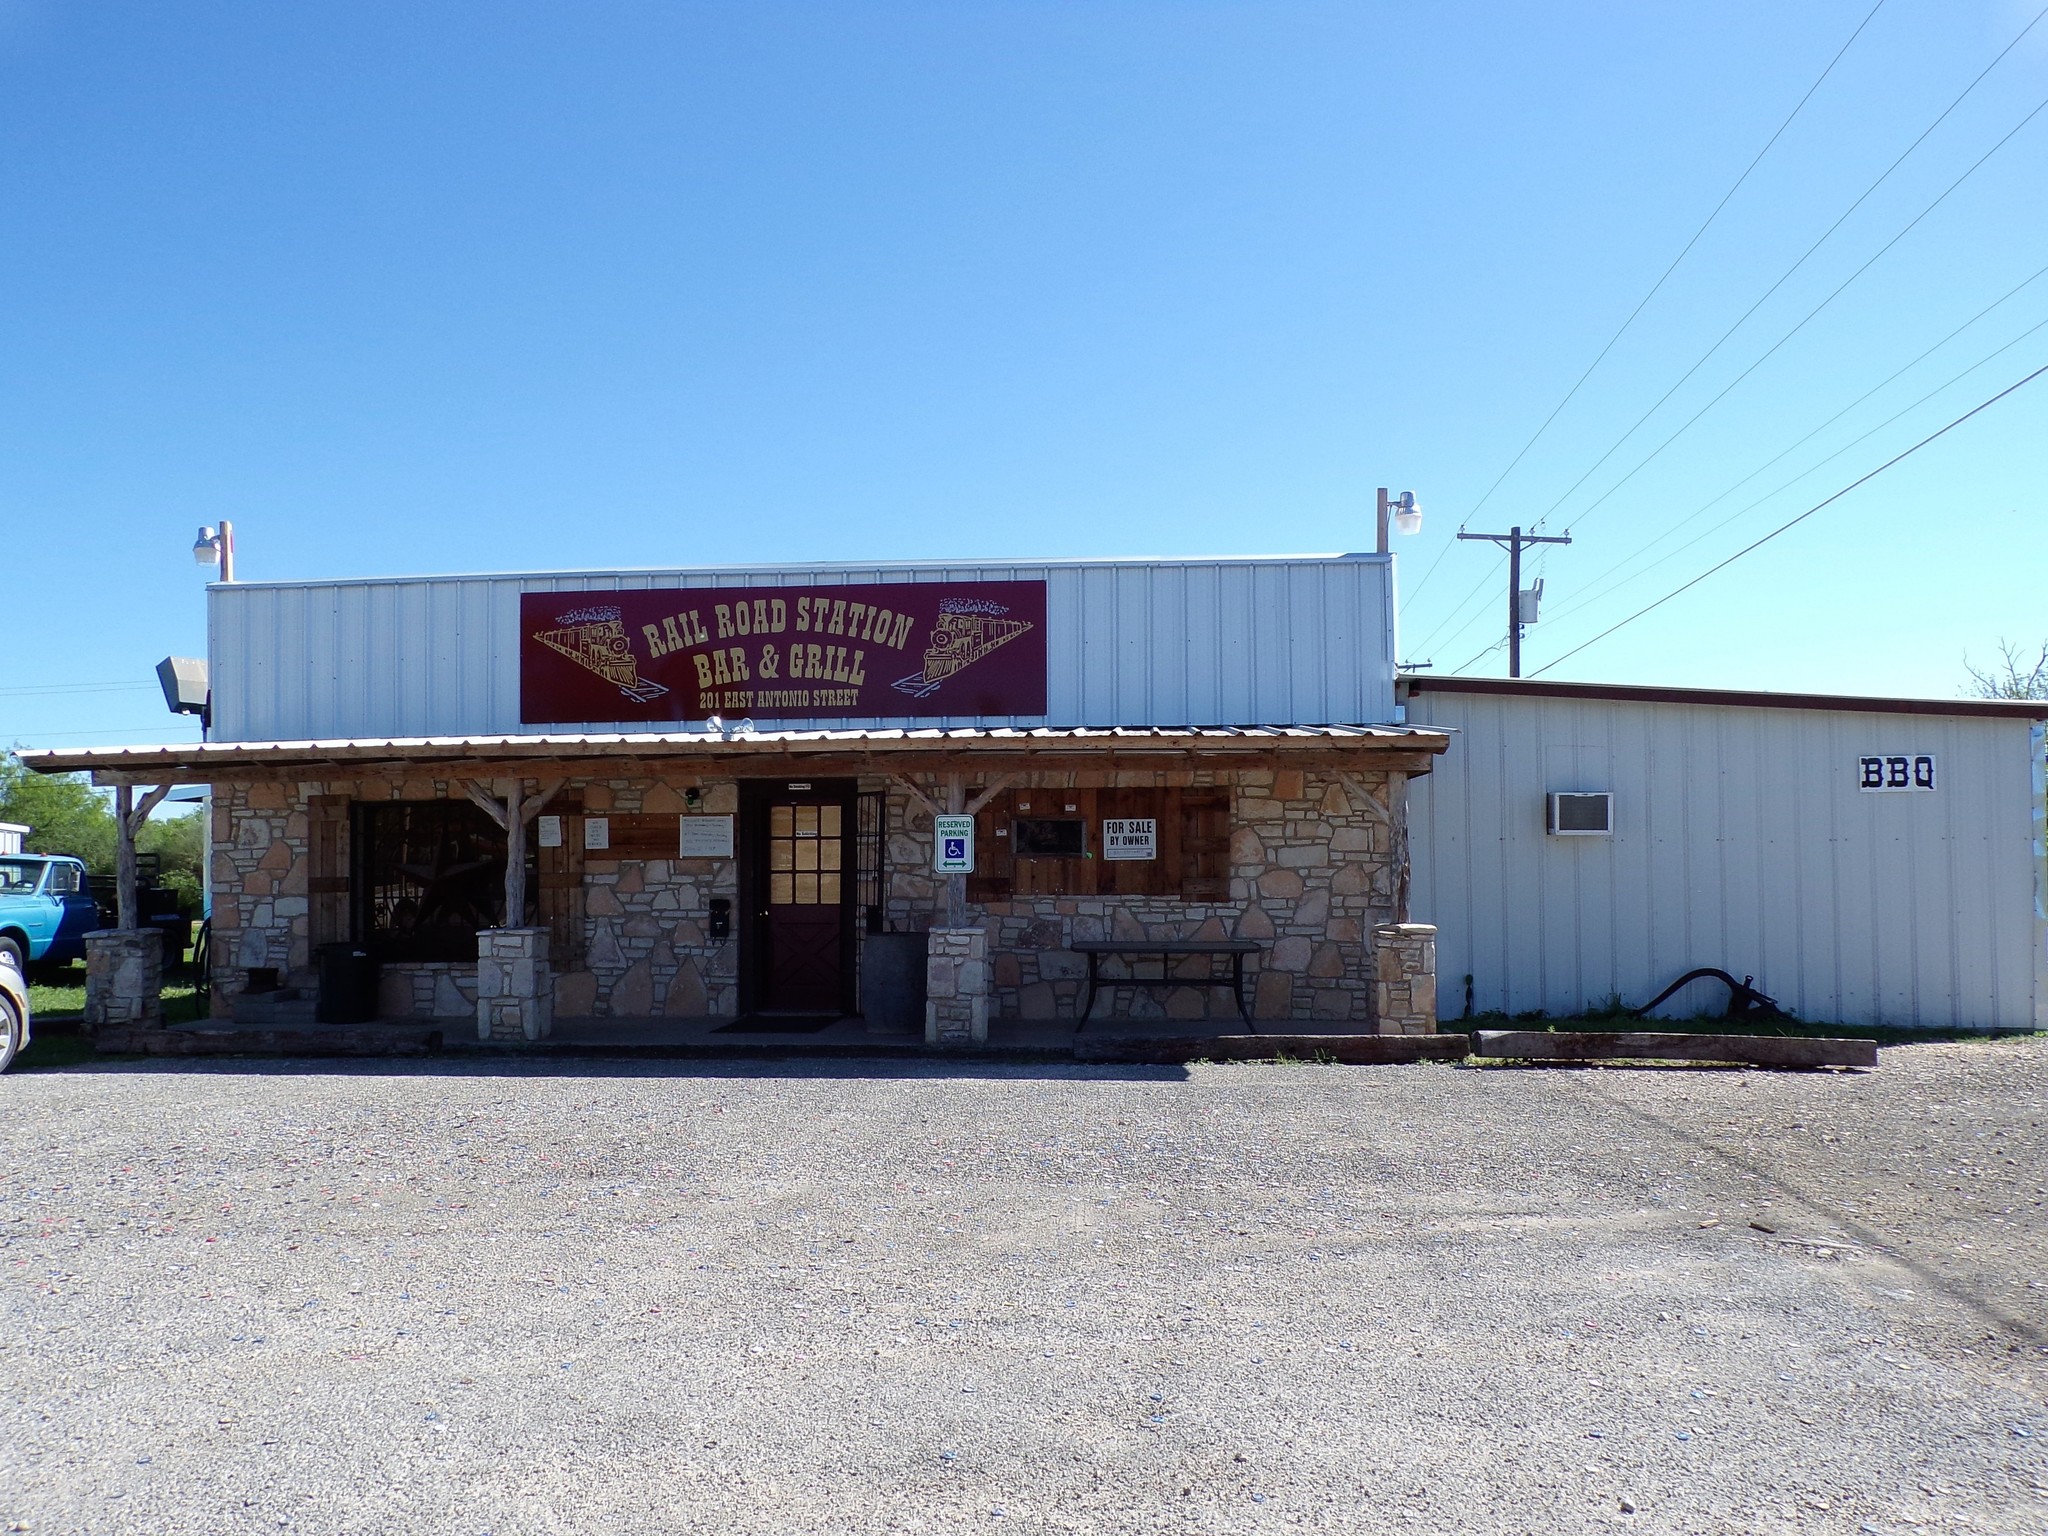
[1075,1033,1472,1066]
[1473,1030,1877,1070]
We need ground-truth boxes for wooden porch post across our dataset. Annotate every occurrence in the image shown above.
[113,783,173,931]
[943,773,966,928]
[463,777,564,928]
[505,789,528,926]
[114,785,136,931]
[1390,770,1411,924]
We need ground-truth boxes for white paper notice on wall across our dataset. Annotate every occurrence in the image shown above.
[1102,817,1158,860]
[536,814,563,848]
[679,815,735,859]
[584,816,611,850]
[1858,755,1937,792]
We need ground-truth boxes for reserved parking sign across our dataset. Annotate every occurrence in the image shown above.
[933,814,975,874]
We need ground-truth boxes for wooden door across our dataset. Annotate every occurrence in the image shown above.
[750,786,852,1013]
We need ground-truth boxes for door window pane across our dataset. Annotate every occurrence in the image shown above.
[767,799,847,906]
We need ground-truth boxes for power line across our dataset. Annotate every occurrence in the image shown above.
[1544,260,2048,619]
[1410,0,1890,630]
[1531,86,2048,543]
[1527,361,2048,677]
[1527,1,2048,536]
[0,682,155,697]
[1540,308,2048,632]
[1456,0,1890,530]
[1407,549,1507,655]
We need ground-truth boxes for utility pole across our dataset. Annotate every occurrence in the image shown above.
[1456,526,1571,677]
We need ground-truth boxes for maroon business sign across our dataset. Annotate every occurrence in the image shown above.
[519,580,1048,724]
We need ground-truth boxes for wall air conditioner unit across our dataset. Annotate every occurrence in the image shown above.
[1546,791,1613,836]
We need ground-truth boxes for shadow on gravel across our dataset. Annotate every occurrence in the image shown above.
[28,1052,1198,1084]
[1564,1071,2047,1357]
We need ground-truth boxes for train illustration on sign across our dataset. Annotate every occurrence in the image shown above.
[532,606,670,704]
[892,603,1035,700]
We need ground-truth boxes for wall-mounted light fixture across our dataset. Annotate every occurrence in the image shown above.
[1376,488,1422,552]
[193,521,236,581]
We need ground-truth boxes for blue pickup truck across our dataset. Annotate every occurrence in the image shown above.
[0,855,101,972]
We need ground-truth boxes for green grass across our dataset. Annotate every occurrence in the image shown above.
[26,963,206,1025]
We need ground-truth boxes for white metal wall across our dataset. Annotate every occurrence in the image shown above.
[1405,689,2048,1032]
[207,557,1398,741]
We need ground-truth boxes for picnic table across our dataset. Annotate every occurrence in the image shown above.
[1071,939,1263,1031]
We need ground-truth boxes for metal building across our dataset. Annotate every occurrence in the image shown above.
[207,556,1397,741]
[1402,677,2048,1031]
[29,553,1447,1040]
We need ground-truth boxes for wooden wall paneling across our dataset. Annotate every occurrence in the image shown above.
[1180,788,1230,900]
[1153,786,1186,899]
[536,797,586,970]
[605,813,680,860]
[966,786,1013,904]
[308,794,350,945]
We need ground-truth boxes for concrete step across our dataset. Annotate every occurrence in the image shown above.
[230,992,319,1027]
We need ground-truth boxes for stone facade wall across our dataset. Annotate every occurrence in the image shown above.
[211,773,742,1022]
[477,927,553,1041]
[924,928,989,1044]
[568,778,741,1020]
[209,763,1401,1028]
[883,768,1398,1024]
[208,779,313,1016]
[1372,923,1438,1036]
[376,962,477,1021]
[84,929,164,1028]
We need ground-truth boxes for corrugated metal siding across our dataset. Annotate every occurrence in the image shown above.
[1406,690,2044,1031]
[208,557,1396,741]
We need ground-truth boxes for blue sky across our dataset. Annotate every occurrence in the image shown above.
[3,0,2044,752]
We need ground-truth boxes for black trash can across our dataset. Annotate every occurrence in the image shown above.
[859,931,928,1035]
[316,943,382,1024]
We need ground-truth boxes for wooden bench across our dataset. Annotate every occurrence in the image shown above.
[1072,939,1263,1032]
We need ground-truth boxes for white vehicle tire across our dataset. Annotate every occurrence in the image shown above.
[0,991,21,1073]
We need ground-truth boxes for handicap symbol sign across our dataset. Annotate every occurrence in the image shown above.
[932,814,975,874]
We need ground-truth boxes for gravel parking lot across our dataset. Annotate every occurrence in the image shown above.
[3,1038,2045,1535]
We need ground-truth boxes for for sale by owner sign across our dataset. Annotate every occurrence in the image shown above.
[1102,818,1157,861]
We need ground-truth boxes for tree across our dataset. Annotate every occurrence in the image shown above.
[1964,639,2048,701]
[0,756,116,871]
[0,756,206,913]
[138,807,206,916]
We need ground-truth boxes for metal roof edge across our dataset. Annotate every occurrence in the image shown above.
[17,723,1450,776]
[1400,674,2048,721]
[205,552,1391,595]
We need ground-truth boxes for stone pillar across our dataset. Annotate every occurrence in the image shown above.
[476,927,553,1042]
[924,927,988,1045]
[1372,923,1438,1036]
[84,929,164,1029]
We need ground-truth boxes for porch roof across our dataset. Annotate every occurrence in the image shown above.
[20,723,1450,785]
